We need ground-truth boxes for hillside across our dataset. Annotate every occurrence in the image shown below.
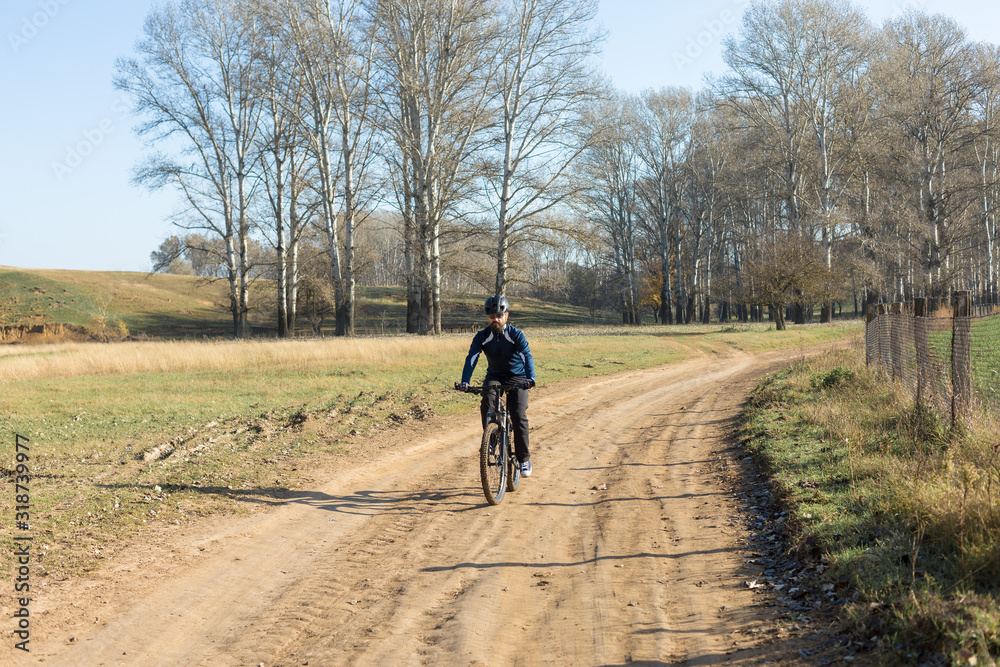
[0,267,618,340]
[0,267,231,341]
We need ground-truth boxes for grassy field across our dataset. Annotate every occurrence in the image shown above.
[0,321,860,582]
[740,347,1000,664]
[0,266,229,338]
[0,266,623,339]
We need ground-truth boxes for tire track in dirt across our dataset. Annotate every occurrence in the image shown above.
[25,346,823,666]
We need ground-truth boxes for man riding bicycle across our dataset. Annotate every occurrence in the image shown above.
[456,295,536,477]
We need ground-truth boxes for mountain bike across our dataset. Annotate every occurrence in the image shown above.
[460,384,522,505]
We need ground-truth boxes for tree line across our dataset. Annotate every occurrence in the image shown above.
[125,0,1000,336]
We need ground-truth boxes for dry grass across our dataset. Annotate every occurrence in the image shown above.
[0,337,468,383]
[0,320,862,384]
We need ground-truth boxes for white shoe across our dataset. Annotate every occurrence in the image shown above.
[520,460,532,477]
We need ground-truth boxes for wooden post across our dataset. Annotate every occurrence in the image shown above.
[877,304,890,373]
[914,297,929,408]
[890,303,905,381]
[865,303,877,366]
[951,291,973,425]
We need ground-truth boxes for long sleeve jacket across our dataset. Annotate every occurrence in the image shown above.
[460,323,536,384]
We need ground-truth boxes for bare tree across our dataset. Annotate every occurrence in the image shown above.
[717,0,811,233]
[368,0,499,334]
[716,0,876,323]
[972,44,1000,302]
[634,87,694,324]
[483,0,603,294]
[578,95,642,324]
[292,0,379,336]
[117,0,265,338]
[791,0,874,321]
[687,93,736,324]
[254,0,316,337]
[876,10,985,297]
[275,0,348,333]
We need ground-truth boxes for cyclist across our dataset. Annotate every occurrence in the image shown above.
[456,295,536,477]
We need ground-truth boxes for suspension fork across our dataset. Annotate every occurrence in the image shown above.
[486,385,507,427]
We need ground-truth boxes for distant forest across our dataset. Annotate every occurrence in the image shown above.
[126,0,1000,335]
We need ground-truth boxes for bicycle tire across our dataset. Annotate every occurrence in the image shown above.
[506,416,520,492]
[480,422,506,505]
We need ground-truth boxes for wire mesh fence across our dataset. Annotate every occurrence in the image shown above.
[865,292,1000,425]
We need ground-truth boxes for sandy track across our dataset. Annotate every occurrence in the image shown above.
[22,346,818,666]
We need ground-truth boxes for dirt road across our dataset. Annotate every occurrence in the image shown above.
[23,346,817,666]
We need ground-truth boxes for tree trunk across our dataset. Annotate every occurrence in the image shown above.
[287,191,300,336]
[277,193,288,339]
[772,304,786,330]
[318,132,344,335]
[432,218,442,334]
[342,126,356,337]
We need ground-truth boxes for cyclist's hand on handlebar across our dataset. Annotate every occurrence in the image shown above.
[455,382,469,392]
[520,378,535,390]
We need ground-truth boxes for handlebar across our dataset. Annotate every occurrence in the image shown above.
[455,382,532,395]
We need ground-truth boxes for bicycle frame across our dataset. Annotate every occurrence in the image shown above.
[464,383,521,504]
[483,385,508,427]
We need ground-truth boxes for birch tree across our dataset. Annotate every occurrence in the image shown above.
[634,87,694,324]
[276,0,350,333]
[972,44,1000,302]
[483,0,602,294]
[255,2,314,337]
[579,96,642,324]
[876,10,985,297]
[369,0,499,334]
[687,94,734,324]
[718,0,810,232]
[791,0,873,321]
[117,0,265,338]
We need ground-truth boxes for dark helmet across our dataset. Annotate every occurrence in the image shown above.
[484,295,509,315]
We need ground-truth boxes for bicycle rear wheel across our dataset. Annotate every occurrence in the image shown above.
[480,422,506,505]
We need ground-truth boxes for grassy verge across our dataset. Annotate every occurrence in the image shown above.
[739,344,1000,665]
[0,321,858,582]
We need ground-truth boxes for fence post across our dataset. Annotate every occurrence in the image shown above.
[865,303,877,366]
[877,304,890,373]
[914,297,928,408]
[951,290,972,426]
[891,303,905,381]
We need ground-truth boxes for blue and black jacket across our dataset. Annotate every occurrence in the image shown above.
[461,323,535,384]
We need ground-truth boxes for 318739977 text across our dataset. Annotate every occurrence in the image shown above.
[13,433,32,653]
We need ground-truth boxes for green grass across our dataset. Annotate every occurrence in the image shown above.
[0,266,229,338]
[739,347,1000,664]
[0,268,110,328]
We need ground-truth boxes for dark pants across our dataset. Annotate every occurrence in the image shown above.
[480,377,530,463]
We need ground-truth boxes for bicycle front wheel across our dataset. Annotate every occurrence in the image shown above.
[480,422,506,505]
[506,417,520,492]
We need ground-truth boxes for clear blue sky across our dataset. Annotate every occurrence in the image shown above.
[1,0,999,272]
